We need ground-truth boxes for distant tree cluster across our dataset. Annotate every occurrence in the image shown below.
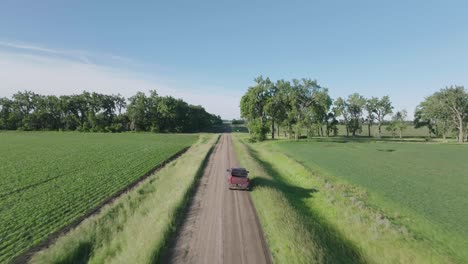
[240,76,399,141]
[0,90,222,133]
[414,86,468,143]
[241,77,468,143]
[231,119,245,125]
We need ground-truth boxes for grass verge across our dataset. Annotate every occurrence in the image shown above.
[29,134,218,264]
[232,134,456,264]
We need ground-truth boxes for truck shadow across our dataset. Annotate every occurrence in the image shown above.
[245,145,366,264]
[250,177,318,199]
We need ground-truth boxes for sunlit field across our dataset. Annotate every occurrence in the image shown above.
[0,132,197,263]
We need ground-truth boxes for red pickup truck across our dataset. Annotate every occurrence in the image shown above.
[227,168,250,190]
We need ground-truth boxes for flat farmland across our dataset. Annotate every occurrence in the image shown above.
[0,132,197,263]
[273,140,468,260]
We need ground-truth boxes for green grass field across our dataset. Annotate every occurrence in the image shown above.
[269,139,468,262]
[0,132,197,263]
[233,133,468,263]
[274,141,468,239]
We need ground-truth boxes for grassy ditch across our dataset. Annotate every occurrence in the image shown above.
[29,134,218,264]
[232,134,456,264]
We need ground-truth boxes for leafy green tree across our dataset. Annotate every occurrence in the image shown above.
[0,90,218,133]
[364,97,378,137]
[333,97,350,136]
[309,87,332,137]
[127,92,149,131]
[415,86,467,142]
[265,80,287,139]
[347,93,366,136]
[289,78,321,140]
[374,95,393,138]
[240,76,270,141]
[414,95,451,139]
[438,86,468,143]
[325,110,339,136]
[276,80,294,138]
[0,97,13,129]
[385,123,398,138]
[388,110,407,138]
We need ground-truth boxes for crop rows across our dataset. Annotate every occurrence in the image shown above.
[0,132,197,263]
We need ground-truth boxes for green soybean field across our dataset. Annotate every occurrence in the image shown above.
[0,132,197,263]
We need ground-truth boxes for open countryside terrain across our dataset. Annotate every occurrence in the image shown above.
[273,140,468,237]
[2,2,468,263]
[163,134,271,264]
[0,132,197,263]
[269,139,468,262]
[231,133,468,263]
[30,134,218,264]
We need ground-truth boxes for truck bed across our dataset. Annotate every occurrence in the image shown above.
[228,168,250,190]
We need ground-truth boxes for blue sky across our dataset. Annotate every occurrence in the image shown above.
[1,0,467,119]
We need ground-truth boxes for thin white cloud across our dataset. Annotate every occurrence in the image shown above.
[0,40,144,67]
[0,41,60,54]
[0,40,94,64]
[0,43,240,119]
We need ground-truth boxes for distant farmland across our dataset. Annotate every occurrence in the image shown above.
[0,132,197,263]
[274,140,468,260]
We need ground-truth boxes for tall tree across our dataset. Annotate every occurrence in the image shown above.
[310,87,332,137]
[240,76,270,141]
[325,111,339,136]
[415,87,468,142]
[276,80,295,138]
[414,94,451,139]
[333,97,349,136]
[274,80,291,137]
[374,95,393,138]
[127,92,149,131]
[347,93,366,136]
[289,78,320,140]
[438,86,468,143]
[364,97,378,137]
[0,97,13,129]
[263,78,282,139]
[388,110,407,139]
[114,94,126,115]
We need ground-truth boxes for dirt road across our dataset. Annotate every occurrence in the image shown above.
[164,134,271,264]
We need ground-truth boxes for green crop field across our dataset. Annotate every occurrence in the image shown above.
[273,140,468,261]
[0,132,197,263]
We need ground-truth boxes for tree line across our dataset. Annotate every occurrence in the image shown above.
[0,90,222,133]
[240,76,468,143]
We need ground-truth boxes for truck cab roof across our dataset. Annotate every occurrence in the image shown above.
[229,168,249,177]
